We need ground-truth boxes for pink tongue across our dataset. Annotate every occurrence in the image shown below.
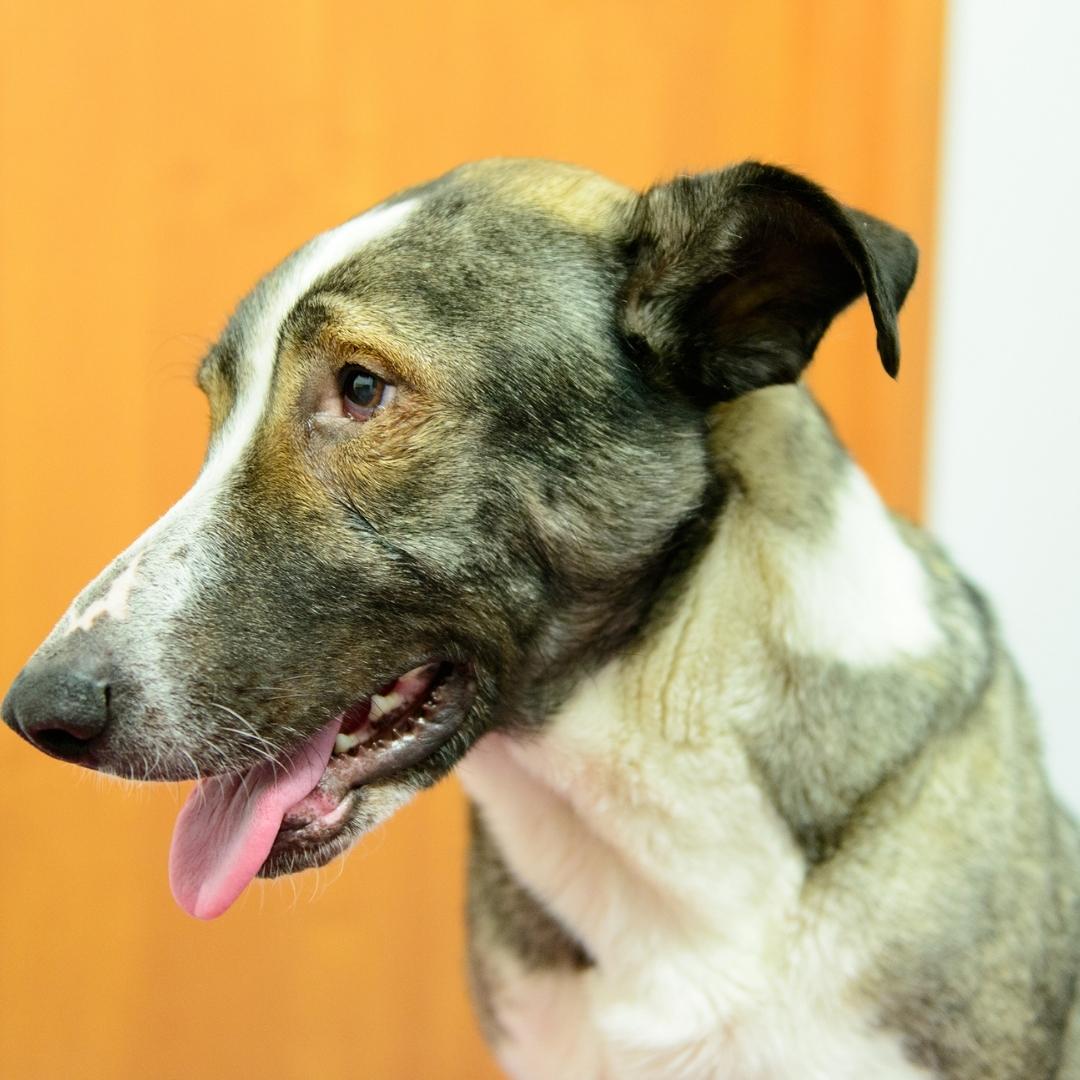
[168,721,339,919]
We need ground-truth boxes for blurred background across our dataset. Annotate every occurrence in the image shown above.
[0,1,1074,1076]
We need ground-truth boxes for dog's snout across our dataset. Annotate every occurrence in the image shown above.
[3,657,113,764]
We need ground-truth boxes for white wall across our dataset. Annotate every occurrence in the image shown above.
[928,0,1080,813]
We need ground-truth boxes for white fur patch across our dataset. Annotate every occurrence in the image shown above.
[61,198,418,637]
[65,554,142,634]
[199,198,418,491]
[460,659,931,1080]
[774,465,941,665]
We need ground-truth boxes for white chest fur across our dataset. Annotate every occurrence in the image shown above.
[460,677,928,1080]
[458,454,938,1080]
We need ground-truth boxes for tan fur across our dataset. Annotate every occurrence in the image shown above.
[454,158,633,234]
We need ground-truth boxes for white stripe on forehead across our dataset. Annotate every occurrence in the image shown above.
[204,196,419,488]
[61,197,418,637]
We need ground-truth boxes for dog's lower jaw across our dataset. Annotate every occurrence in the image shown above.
[257,661,479,879]
[258,782,413,880]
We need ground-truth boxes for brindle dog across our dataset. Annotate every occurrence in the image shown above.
[4,159,1078,1078]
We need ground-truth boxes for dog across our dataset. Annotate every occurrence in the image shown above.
[4,158,1078,1079]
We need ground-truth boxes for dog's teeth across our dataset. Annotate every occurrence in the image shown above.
[370,690,404,719]
[334,727,377,755]
[334,732,362,755]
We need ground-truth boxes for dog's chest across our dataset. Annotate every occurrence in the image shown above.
[482,960,927,1080]
[459,666,930,1080]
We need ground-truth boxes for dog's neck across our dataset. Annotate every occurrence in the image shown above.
[459,380,944,970]
[458,384,960,1074]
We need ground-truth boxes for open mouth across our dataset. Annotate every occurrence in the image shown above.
[330,661,463,772]
[274,660,472,843]
[168,660,476,919]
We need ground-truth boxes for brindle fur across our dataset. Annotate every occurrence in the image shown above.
[5,158,1078,1076]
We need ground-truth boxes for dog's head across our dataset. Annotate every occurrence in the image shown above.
[2,159,916,917]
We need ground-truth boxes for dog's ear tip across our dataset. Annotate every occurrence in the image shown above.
[878,337,901,380]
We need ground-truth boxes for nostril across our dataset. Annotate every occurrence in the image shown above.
[29,726,99,761]
[3,663,112,765]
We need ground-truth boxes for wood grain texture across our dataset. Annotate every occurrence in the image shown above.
[0,2,943,1077]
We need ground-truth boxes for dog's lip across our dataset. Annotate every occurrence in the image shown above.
[259,660,476,872]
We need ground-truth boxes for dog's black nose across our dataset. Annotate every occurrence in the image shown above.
[2,657,112,764]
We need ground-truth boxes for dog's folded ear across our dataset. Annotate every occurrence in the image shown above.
[621,162,918,402]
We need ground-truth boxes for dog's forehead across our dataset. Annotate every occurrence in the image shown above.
[207,159,634,394]
[445,158,633,234]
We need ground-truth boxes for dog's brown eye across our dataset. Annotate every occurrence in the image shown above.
[339,364,393,420]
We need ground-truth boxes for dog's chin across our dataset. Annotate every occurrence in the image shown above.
[258,660,478,878]
[257,782,414,880]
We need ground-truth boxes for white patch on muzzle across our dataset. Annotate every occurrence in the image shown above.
[65,554,142,635]
[58,197,419,640]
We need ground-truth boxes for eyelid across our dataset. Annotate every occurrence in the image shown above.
[337,349,395,386]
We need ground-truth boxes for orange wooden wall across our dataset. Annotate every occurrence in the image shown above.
[0,3,944,1077]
